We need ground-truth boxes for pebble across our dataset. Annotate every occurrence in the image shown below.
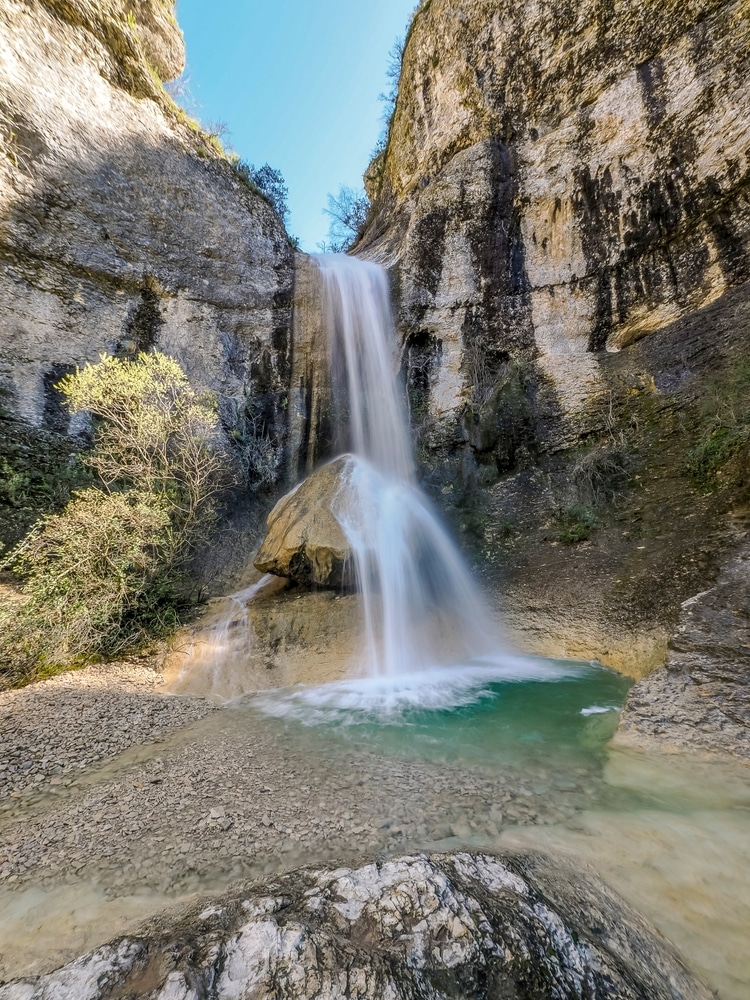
[0,665,592,915]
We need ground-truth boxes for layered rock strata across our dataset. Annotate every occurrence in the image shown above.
[356,0,750,682]
[363,0,750,438]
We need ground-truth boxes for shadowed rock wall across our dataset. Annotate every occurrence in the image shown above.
[0,0,294,479]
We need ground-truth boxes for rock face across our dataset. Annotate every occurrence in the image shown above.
[0,852,713,1000]
[618,535,750,760]
[254,456,355,588]
[0,0,294,485]
[356,0,750,678]
[163,579,360,699]
[364,0,750,431]
[286,254,337,480]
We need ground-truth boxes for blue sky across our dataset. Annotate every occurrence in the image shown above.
[174,0,417,251]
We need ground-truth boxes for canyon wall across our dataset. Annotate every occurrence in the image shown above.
[0,0,295,511]
[358,0,750,711]
[2,0,749,746]
[363,0,749,439]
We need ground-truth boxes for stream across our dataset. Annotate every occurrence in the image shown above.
[1,665,748,998]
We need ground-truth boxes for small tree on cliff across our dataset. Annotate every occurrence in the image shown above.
[232,161,290,223]
[61,351,229,534]
[320,186,370,253]
[0,351,231,687]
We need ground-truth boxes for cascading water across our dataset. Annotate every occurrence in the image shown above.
[171,251,547,708]
[312,254,506,683]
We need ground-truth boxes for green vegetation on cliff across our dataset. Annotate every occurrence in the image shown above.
[687,361,750,486]
[0,352,230,689]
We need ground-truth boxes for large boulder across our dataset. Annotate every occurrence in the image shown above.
[254,456,354,588]
[0,851,713,999]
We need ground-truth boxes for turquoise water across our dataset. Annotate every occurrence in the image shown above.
[254,656,632,774]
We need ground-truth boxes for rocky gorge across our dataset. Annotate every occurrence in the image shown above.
[1,0,750,997]
[356,0,750,743]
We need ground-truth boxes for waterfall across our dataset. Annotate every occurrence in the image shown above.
[315,254,500,679]
[167,253,527,708]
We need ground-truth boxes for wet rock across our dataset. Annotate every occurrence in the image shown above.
[0,852,713,1000]
[254,456,355,588]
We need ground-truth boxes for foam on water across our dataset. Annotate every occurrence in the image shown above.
[254,655,593,724]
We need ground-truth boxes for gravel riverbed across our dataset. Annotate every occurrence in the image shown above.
[0,662,216,802]
[0,664,596,897]
[0,662,599,981]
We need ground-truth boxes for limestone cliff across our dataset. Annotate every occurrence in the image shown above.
[359,0,750,685]
[0,0,295,553]
[365,0,749,412]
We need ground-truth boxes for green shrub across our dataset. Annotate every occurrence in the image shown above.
[59,351,229,533]
[687,425,749,483]
[0,489,173,684]
[686,360,750,486]
[557,504,597,545]
[0,351,230,688]
[231,161,289,223]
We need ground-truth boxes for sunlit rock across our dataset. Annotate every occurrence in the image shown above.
[254,457,355,588]
[617,537,750,760]
[0,852,714,1000]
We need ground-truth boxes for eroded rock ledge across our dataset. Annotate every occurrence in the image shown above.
[618,537,750,760]
[0,852,713,1000]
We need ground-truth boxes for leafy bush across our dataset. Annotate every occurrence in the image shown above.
[59,351,228,532]
[0,351,230,688]
[557,504,597,545]
[686,361,750,486]
[0,490,173,683]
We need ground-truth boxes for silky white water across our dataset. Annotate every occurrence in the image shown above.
[168,253,533,706]
[315,254,502,684]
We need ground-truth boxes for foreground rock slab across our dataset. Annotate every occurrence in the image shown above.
[0,852,712,1000]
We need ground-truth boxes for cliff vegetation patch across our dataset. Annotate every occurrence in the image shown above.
[687,360,750,486]
[0,352,232,689]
